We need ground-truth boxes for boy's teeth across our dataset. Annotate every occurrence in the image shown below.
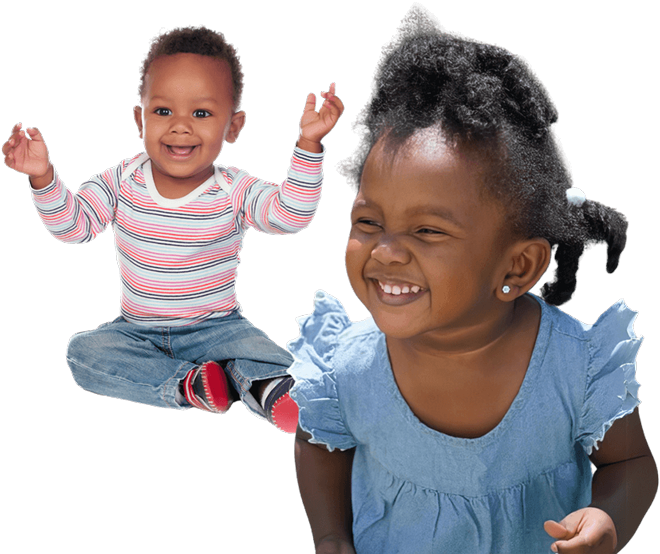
[411,286,420,293]
[401,286,410,294]
[383,284,392,294]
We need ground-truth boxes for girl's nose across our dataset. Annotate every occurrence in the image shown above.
[371,235,411,265]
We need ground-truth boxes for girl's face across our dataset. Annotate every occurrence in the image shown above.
[346,133,513,345]
[134,53,245,195]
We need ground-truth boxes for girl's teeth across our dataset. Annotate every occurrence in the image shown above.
[379,281,422,295]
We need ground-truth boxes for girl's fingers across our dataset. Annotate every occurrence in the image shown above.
[544,520,570,539]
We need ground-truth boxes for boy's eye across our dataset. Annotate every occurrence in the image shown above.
[151,108,211,117]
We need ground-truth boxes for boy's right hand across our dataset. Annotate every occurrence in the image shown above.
[3,123,53,187]
[316,536,356,554]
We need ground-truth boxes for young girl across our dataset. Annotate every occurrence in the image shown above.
[289,13,657,554]
[2,26,343,433]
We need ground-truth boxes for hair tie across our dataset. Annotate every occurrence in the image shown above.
[566,187,586,207]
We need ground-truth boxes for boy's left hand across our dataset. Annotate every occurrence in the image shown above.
[544,508,617,553]
[298,83,344,153]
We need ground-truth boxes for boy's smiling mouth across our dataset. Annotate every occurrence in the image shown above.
[166,144,198,156]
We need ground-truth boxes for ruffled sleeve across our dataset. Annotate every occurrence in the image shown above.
[576,301,642,455]
[287,291,358,452]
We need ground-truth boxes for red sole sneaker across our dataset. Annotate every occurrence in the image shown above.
[270,391,299,433]
[183,361,232,413]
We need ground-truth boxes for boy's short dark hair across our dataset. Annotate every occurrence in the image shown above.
[139,26,244,108]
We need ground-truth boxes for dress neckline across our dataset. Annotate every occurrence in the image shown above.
[379,294,553,447]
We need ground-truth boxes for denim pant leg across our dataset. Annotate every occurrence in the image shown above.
[168,311,294,418]
[66,318,195,409]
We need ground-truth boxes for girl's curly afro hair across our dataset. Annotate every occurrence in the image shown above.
[344,7,627,306]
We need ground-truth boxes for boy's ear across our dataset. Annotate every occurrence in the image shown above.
[498,238,551,301]
[133,106,144,139]
[225,111,246,144]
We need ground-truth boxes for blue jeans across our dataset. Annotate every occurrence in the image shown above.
[66,311,293,417]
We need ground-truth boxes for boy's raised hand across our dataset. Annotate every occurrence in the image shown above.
[298,83,344,153]
[3,123,52,186]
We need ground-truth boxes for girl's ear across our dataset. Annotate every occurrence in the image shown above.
[498,238,552,301]
[133,106,144,139]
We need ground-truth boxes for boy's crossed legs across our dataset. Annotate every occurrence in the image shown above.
[66,310,298,432]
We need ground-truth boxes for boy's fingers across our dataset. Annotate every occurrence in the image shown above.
[321,96,344,121]
[328,95,344,115]
[303,92,316,113]
[2,133,20,155]
[3,134,16,154]
[26,127,44,141]
[329,82,336,95]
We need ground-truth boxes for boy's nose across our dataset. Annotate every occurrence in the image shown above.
[169,115,193,134]
[371,235,411,265]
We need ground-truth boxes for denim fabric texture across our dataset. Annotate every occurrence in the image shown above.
[67,310,293,417]
[288,291,641,554]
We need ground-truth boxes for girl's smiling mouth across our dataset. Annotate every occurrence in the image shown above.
[374,279,426,305]
[378,280,422,295]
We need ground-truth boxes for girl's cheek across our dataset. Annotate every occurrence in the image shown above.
[345,239,367,290]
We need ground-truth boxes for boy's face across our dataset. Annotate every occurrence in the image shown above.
[346,133,513,345]
[134,53,245,195]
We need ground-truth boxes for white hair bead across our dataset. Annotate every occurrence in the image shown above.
[566,187,587,207]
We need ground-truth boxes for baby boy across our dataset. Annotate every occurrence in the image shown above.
[3,26,343,432]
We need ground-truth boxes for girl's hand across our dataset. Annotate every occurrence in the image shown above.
[3,123,51,180]
[316,535,357,554]
[544,508,617,553]
[298,83,344,153]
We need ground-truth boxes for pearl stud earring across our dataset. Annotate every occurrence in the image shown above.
[502,285,511,294]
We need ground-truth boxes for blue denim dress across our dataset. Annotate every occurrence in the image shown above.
[288,291,641,554]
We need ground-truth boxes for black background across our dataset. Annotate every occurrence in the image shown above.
[0,3,658,553]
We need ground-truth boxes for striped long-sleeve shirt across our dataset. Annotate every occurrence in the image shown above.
[32,148,324,326]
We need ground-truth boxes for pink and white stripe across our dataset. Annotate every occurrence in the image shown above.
[32,148,324,326]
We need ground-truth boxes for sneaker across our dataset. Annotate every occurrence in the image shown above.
[182,361,233,413]
[263,377,299,433]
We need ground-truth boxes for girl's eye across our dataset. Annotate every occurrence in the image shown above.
[356,219,378,227]
[154,108,171,116]
[351,217,379,233]
[193,109,211,118]
[416,228,444,236]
